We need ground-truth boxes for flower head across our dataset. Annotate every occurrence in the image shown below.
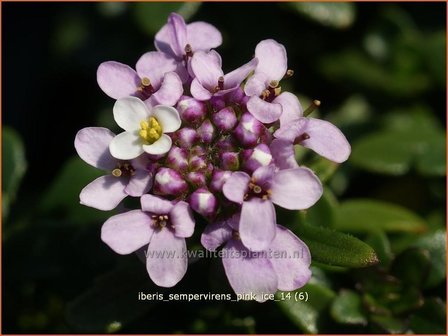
[109,97,181,160]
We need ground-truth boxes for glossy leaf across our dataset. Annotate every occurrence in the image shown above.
[2,127,27,219]
[294,222,378,267]
[330,290,367,325]
[277,282,336,334]
[391,248,431,287]
[334,199,427,233]
[286,2,355,29]
[365,230,393,265]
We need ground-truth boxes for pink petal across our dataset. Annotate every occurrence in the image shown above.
[80,175,127,211]
[101,210,152,255]
[252,165,276,187]
[97,61,140,99]
[187,21,222,52]
[224,57,258,90]
[149,72,183,106]
[273,119,306,142]
[244,72,269,96]
[222,239,278,302]
[274,92,303,126]
[154,23,178,59]
[146,228,187,287]
[124,169,152,196]
[300,118,351,163]
[200,219,233,251]
[190,78,213,101]
[75,127,116,170]
[167,13,187,58]
[270,139,299,169]
[141,194,173,215]
[191,50,223,90]
[222,172,250,204]
[240,198,276,251]
[170,201,195,238]
[247,96,282,124]
[270,225,312,291]
[270,168,323,210]
[254,39,287,81]
[135,51,178,89]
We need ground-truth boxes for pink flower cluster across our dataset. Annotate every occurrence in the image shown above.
[75,13,350,302]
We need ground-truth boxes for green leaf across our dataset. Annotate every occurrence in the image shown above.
[416,133,446,176]
[330,290,367,325]
[409,298,446,334]
[391,248,431,287]
[66,259,159,332]
[411,230,446,288]
[134,2,201,35]
[294,222,378,267]
[308,157,339,183]
[2,127,27,218]
[277,282,336,334]
[365,230,393,266]
[423,31,446,87]
[39,156,111,224]
[286,3,355,29]
[370,315,407,334]
[304,188,338,228]
[334,199,427,233]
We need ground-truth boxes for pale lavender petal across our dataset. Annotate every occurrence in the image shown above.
[270,139,299,169]
[271,168,323,210]
[187,21,222,52]
[190,78,213,101]
[252,165,276,187]
[149,72,183,106]
[125,169,152,196]
[274,92,303,126]
[244,72,269,96]
[222,239,278,302]
[101,210,152,254]
[146,228,187,287]
[97,61,140,99]
[136,51,178,89]
[222,172,250,204]
[80,175,127,211]
[224,57,258,89]
[240,198,276,251]
[191,50,223,90]
[113,97,149,132]
[300,118,351,163]
[200,219,233,251]
[247,96,282,124]
[167,13,188,58]
[75,127,116,170]
[273,119,306,142]
[109,131,144,160]
[208,49,222,68]
[270,225,311,291]
[154,23,178,59]
[170,201,195,238]
[254,39,287,81]
[141,194,173,214]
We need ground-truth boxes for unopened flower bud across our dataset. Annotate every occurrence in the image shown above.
[189,154,208,172]
[154,168,188,196]
[212,107,237,132]
[220,151,240,171]
[228,87,245,105]
[186,171,207,188]
[176,127,198,148]
[210,96,226,111]
[191,145,207,157]
[210,169,232,192]
[177,96,207,125]
[241,143,273,173]
[166,146,189,171]
[189,188,218,219]
[234,112,264,147]
[216,136,237,152]
[197,119,215,144]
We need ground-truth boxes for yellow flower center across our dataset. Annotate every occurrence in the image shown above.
[139,117,162,144]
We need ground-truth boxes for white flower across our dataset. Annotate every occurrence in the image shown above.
[109,97,181,160]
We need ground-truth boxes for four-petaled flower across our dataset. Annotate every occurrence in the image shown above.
[101,194,195,287]
[109,97,181,160]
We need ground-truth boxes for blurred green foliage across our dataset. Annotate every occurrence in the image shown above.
[3,2,446,334]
